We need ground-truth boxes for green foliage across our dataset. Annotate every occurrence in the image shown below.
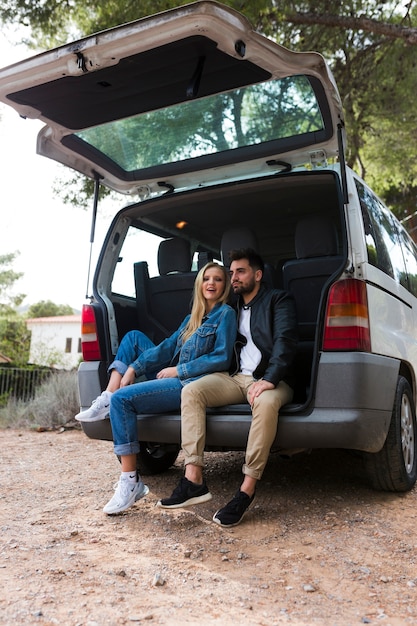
[0,0,90,48]
[52,171,111,209]
[0,0,186,47]
[2,0,417,217]
[0,317,31,365]
[0,252,29,364]
[254,0,417,217]
[0,252,25,315]
[360,40,417,219]
[27,300,74,318]
[79,76,322,173]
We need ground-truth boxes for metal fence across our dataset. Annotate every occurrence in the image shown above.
[0,367,53,403]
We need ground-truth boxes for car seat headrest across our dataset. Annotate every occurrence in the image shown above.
[220,227,259,266]
[295,216,338,259]
[157,238,192,275]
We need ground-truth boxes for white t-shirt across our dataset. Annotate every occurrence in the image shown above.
[239,307,261,376]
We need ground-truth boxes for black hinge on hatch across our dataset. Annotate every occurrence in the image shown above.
[337,121,348,205]
[85,172,103,299]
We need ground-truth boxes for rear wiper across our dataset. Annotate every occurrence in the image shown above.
[186,56,205,99]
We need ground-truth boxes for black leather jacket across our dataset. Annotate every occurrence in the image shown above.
[230,284,298,389]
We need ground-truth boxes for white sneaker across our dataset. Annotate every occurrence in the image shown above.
[75,390,113,422]
[103,477,149,515]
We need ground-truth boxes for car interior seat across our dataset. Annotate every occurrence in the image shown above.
[220,226,275,288]
[134,237,196,343]
[282,215,344,403]
[282,216,344,340]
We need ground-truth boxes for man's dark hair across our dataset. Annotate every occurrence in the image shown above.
[229,248,264,273]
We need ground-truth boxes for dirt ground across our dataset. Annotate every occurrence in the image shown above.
[1,428,417,626]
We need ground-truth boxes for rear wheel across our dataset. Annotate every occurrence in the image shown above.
[364,376,417,492]
[137,442,180,475]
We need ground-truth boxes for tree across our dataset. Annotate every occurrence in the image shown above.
[0,252,25,315]
[0,317,30,365]
[1,0,417,217]
[253,1,417,216]
[0,252,30,364]
[27,300,74,318]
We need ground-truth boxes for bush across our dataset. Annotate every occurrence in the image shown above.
[0,370,80,430]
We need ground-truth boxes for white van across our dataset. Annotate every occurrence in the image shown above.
[1,1,416,490]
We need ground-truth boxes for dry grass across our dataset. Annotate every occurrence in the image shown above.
[0,370,80,430]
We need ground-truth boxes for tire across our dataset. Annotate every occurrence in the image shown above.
[136,442,180,475]
[364,376,417,492]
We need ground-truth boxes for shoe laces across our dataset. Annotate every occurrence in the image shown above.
[171,477,188,497]
[227,491,251,512]
[92,392,110,409]
[113,478,134,498]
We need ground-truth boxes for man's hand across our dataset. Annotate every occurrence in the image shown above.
[248,379,274,406]
[156,367,178,379]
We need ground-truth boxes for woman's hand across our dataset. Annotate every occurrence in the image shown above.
[248,379,274,406]
[156,367,178,379]
[120,366,136,387]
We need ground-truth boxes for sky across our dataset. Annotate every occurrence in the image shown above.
[0,28,115,311]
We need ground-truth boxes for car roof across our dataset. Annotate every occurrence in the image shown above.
[0,1,344,196]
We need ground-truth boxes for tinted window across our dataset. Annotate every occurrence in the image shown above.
[75,75,325,173]
[397,222,417,297]
[356,179,417,294]
[356,180,404,281]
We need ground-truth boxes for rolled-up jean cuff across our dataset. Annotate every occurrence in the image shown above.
[184,455,204,468]
[108,359,129,376]
[114,442,140,456]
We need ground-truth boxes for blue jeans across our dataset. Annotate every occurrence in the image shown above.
[109,330,183,456]
[110,378,183,456]
[108,330,156,377]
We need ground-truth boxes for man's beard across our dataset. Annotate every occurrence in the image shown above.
[232,279,255,295]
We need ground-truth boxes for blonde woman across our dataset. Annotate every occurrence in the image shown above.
[77,262,236,515]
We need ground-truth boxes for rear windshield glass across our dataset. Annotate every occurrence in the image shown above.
[75,75,325,172]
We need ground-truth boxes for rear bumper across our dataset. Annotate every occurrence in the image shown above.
[80,352,400,454]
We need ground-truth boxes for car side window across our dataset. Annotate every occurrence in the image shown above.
[356,179,403,282]
[396,223,417,297]
[111,226,162,297]
[111,226,203,298]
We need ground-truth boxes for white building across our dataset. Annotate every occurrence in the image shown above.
[26,315,82,370]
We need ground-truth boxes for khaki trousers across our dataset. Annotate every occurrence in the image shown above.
[181,372,293,480]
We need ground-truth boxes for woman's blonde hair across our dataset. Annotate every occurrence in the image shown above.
[181,262,230,343]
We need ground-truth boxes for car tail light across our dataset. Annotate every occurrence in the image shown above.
[81,304,102,361]
[322,278,371,351]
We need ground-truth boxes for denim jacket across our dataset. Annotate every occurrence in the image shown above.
[130,303,237,385]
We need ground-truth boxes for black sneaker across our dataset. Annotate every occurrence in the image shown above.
[157,476,212,509]
[213,490,255,527]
